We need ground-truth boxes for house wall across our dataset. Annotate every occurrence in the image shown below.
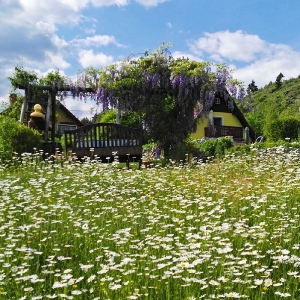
[56,107,74,125]
[55,107,81,134]
[190,111,245,139]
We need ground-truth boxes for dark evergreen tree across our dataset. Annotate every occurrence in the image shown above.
[275,73,284,90]
[247,80,258,95]
[80,117,93,125]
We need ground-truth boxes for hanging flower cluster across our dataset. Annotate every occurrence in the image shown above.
[72,45,248,149]
[91,47,246,121]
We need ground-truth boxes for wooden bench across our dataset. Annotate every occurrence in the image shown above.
[64,123,143,166]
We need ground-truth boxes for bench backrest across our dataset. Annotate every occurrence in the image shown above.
[64,122,142,153]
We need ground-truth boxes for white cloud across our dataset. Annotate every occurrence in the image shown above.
[71,35,123,48]
[91,0,129,6]
[135,0,169,7]
[235,48,300,87]
[0,0,130,29]
[63,97,95,119]
[44,52,71,69]
[167,22,172,28]
[36,21,56,35]
[84,28,96,35]
[190,30,266,62]
[188,30,300,88]
[172,51,202,62]
[0,0,169,106]
[78,50,114,68]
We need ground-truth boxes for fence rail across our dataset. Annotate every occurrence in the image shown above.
[205,126,243,138]
[64,123,143,161]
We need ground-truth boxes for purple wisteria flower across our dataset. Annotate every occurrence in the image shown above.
[227,99,234,111]
[237,86,246,101]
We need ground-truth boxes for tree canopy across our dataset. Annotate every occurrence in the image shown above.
[6,47,246,153]
[241,75,300,139]
[89,44,245,152]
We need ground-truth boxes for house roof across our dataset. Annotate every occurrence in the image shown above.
[231,100,256,142]
[57,103,84,127]
[212,91,256,141]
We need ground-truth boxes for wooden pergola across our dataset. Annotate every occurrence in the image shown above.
[18,84,95,142]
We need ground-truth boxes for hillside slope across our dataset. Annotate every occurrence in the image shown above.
[241,76,300,138]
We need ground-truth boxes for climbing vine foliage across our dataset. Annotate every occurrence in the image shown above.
[88,45,245,150]
[8,46,246,152]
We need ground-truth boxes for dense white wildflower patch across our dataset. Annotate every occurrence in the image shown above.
[0,148,299,298]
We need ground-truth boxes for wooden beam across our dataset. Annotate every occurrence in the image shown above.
[17,84,96,93]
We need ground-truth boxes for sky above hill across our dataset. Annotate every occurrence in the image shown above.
[1,0,300,119]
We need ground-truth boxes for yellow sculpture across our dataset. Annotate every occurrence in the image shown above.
[30,104,45,119]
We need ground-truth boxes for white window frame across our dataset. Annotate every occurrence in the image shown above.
[57,124,77,134]
[215,98,221,105]
[213,116,224,126]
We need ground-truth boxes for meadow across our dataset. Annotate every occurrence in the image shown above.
[0,147,300,299]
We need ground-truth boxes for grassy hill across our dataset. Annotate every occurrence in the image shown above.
[241,76,300,139]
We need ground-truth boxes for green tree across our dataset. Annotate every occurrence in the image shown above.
[275,72,284,90]
[98,109,142,129]
[39,70,66,86]
[1,94,24,121]
[0,116,42,163]
[80,117,93,126]
[264,117,300,141]
[247,80,258,95]
[92,45,244,155]
[98,109,117,123]
[8,65,39,91]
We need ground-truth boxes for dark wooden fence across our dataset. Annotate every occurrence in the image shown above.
[64,123,143,162]
[205,126,243,138]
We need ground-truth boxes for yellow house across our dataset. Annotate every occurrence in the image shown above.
[55,103,84,135]
[27,101,83,136]
[191,94,255,143]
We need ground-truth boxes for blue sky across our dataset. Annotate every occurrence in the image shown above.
[1,0,300,119]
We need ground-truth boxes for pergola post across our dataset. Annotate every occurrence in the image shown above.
[44,91,52,142]
[19,85,30,123]
[51,86,56,142]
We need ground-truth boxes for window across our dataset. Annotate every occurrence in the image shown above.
[57,124,77,134]
[215,98,220,105]
[213,117,222,126]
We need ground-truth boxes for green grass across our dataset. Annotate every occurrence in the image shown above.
[0,147,300,299]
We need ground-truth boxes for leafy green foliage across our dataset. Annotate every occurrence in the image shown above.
[97,109,142,129]
[275,72,285,90]
[39,70,66,86]
[8,65,66,91]
[93,44,244,157]
[80,117,93,126]
[8,65,39,91]
[215,137,234,158]
[199,139,218,157]
[241,76,300,140]
[119,111,141,128]
[98,110,117,123]
[247,80,258,95]
[264,117,300,141]
[0,94,24,121]
[0,116,42,162]
[226,144,252,157]
[187,137,234,159]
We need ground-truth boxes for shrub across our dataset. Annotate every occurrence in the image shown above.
[98,110,142,129]
[120,111,142,129]
[264,117,300,141]
[215,137,234,158]
[199,139,218,157]
[98,109,117,123]
[0,116,42,162]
